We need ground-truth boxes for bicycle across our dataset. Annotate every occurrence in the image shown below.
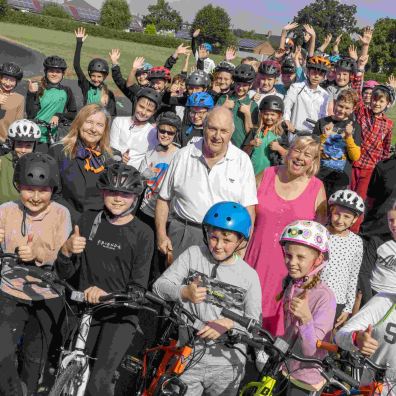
[221,308,360,396]
[34,119,71,146]
[48,286,165,396]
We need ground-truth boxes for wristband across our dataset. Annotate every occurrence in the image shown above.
[352,331,359,346]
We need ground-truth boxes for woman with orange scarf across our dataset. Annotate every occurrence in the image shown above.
[49,104,119,223]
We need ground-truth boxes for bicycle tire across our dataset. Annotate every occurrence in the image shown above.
[48,361,82,396]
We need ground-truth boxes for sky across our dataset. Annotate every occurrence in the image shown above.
[85,0,396,35]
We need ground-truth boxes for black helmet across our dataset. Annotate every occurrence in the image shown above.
[136,87,162,109]
[214,61,235,74]
[281,58,296,74]
[97,163,144,195]
[259,95,284,113]
[233,64,256,84]
[88,58,109,75]
[372,84,396,105]
[43,56,67,72]
[335,57,357,73]
[258,60,281,77]
[0,62,23,81]
[186,70,211,88]
[157,111,182,133]
[13,153,61,193]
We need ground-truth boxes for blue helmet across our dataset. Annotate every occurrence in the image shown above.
[136,62,153,76]
[203,42,213,52]
[203,202,252,240]
[186,92,214,109]
[329,55,341,65]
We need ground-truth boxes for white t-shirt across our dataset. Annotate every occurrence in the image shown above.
[110,117,157,169]
[248,88,284,107]
[159,138,258,223]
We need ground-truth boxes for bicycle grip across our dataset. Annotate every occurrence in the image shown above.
[145,291,169,307]
[239,334,264,349]
[331,367,360,389]
[221,308,252,329]
[317,340,339,353]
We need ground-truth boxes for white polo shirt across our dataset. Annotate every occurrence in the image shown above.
[110,116,158,169]
[159,138,258,223]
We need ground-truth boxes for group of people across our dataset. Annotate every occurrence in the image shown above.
[0,20,395,396]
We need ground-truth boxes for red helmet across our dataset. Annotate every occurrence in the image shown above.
[258,60,281,77]
[147,66,171,81]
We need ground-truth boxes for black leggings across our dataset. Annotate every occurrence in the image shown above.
[0,295,63,395]
[84,315,137,396]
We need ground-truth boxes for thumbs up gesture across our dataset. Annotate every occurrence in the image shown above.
[17,234,36,262]
[122,149,130,165]
[289,289,312,324]
[62,225,86,257]
[356,324,379,356]
[28,79,39,93]
[253,88,261,102]
[182,275,207,304]
[223,95,235,110]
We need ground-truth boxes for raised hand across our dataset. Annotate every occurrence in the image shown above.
[334,33,343,47]
[62,225,86,256]
[175,43,191,56]
[303,24,316,37]
[132,56,145,70]
[253,88,261,102]
[28,79,39,93]
[358,27,374,46]
[348,45,358,61]
[358,54,369,70]
[387,74,396,90]
[192,29,200,38]
[74,26,88,42]
[225,46,237,62]
[274,48,286,60]
[356,325,379,356]
[109,49,121,65]
[239,102,251,115]
[282,22,299,32]
[223,95,235,110]
[323,33,332,47]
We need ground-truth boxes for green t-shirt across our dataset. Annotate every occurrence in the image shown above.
[87,86,102,105]
[36,88,68,143]
[250,129,278,175]
[217,94,258,148]
[0,152,19,204]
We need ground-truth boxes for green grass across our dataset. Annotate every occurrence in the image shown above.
[0,22,228,93]
[388,105,396,142]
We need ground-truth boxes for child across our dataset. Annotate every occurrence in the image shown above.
[55,163,153,396]
[284,56,331,140]
[138,111,180,279]
[276,220,336,395]
[336,201,396,395]
[179,92,214,147]
[326,57,357,103]
[248,60,284,106]
[218,63,258,148]
[351,81,395,210]
[192,29,216,74]
[153,201,262,395]
[313,88,362,197]
[242,95,286,174]
[147,66,171,94]
[0,62,24,142]
[321,190,364,328]
[26,55,77,152]
[358,201,396,307]
[73,27,116,116]
[111,87,162,169]
[0,119,41,204]
[210,61,235,102]
[135,62,152,87]
[0,152,71,395]
[362,80,379,107]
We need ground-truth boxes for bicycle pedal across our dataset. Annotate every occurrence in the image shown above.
[121,355,142,374]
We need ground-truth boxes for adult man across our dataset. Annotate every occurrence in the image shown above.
[155,106,257,260]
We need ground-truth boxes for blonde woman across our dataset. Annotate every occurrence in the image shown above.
[245,136,327,337]
[49,104,117,222]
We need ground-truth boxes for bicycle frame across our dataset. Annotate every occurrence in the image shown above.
[56,312,93,396]
[240,375,278,396]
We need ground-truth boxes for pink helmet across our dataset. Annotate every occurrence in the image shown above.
[363,80,379,91]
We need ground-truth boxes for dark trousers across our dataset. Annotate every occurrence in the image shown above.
[0,295,63,395]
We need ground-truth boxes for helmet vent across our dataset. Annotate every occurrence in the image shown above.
[226,216,231,221]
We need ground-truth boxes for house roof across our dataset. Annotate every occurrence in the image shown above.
[7,0,42,12]
[238,38,265,49]
[175,30,191,40]
[62,0,100,22]
[128,15,143,31]
[268,35,282,49]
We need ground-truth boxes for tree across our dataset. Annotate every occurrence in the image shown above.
[0,0,9,17]
[191,5,233,49]
[369,18,396,74]
[144,23,157,35]
[100,0,131,31]
[42,3,72,19]
[293,0,358,48]
[143,0,182,32]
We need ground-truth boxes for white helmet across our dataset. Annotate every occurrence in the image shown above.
[328,189,365,216]
[8,119,41,142]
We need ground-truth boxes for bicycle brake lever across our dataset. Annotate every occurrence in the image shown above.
[329,377,351,395]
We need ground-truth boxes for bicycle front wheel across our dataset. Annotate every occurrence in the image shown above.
[48,361,83,396]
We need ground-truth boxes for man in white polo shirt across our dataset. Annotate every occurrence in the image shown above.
[155,106,258,260]
[110,87,161,169]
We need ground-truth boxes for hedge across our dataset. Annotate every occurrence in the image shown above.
[364,71,390,84]
[0,9,186,49]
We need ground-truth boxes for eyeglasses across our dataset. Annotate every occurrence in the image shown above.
[158,128,176,136]
[190,110,208,117]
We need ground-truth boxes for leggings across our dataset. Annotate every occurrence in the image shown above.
[277,378,322,396]
[0,295,63,396]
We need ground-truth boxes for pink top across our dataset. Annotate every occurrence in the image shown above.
[245,165,323,336]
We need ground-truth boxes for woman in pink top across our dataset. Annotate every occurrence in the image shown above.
[245,136,327,337]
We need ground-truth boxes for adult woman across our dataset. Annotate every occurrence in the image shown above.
[49,104,117,223]
[245,136,327,337]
